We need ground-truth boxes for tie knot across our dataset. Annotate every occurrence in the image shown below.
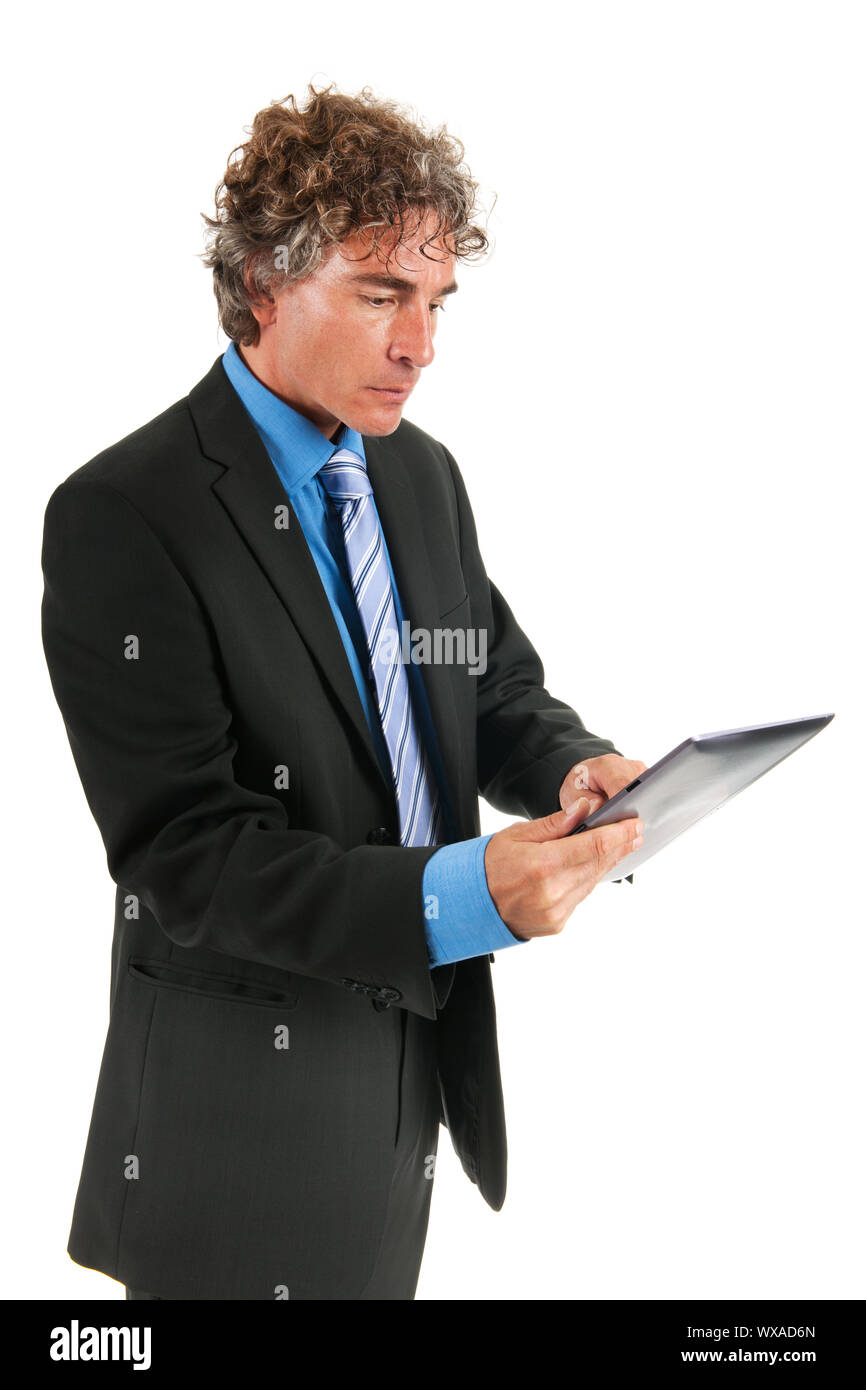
[319,448,372,503]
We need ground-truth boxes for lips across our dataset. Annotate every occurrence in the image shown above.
[369,386,412,401]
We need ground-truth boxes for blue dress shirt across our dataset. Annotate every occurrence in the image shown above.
[221,342,525,967]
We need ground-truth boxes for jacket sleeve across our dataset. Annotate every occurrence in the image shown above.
[441,444,626,821]
[40,478,442,1019]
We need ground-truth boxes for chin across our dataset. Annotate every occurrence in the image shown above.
[367,419,403,437]
[355,409,404,438]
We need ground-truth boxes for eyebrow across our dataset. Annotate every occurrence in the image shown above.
[348,271,459,298]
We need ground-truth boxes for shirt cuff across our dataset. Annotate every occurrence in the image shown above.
[421,833,529,967]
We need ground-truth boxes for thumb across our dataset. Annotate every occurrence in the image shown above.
[524,796,592,843]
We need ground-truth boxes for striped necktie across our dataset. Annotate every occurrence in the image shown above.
[319,447,443,849]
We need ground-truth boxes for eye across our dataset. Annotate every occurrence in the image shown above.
[362,296,446,313]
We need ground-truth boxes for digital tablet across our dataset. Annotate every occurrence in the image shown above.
[570,713,834,884]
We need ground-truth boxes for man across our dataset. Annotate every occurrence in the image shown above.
[41,82,645,1301]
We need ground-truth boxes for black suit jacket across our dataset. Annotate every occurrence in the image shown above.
[41,354,623,1298]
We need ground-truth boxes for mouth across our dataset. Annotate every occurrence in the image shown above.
[368,386,412,402]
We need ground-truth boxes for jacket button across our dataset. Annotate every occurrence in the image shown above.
[366,827,394,845]
[371,986,402,1012]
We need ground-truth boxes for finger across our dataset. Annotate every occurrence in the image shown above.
[525,797,593,843]
[559,783,605,816]
[542,814,644,926]
[560,814,644,878]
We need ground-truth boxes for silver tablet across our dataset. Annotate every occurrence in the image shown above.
[572,713,834,884]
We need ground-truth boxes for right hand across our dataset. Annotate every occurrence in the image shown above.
[484,799,644,941]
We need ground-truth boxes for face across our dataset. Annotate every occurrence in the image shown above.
[240,208,458,440]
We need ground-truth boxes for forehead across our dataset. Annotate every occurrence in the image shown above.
[329,211,456,286]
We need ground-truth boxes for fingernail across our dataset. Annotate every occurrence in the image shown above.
[573,766,588,788]
[566,796,589,815]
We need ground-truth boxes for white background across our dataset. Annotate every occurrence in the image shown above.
[2,0,862,1301]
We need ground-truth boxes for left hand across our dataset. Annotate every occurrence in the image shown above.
[558,754,648,824]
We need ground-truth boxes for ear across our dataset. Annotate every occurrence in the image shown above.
[244,256,278,327]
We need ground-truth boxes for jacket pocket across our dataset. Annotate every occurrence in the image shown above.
[439,589,469,621]
[128,956,300,1009]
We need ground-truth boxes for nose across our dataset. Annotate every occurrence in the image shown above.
[390,304,436,369]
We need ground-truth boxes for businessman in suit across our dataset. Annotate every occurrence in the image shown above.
[41,84,645,1300]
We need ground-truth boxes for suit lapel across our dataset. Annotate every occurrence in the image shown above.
[189,357,389,797]
[187,356,465,834]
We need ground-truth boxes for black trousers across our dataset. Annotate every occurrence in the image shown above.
[126,1005,440,1301]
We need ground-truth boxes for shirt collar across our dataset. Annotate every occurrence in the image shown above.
[221,339,366,494]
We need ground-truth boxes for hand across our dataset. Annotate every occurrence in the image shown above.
[484,797,645,941]
[557,754,649,821]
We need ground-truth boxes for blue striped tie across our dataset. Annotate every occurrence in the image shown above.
[319,447,444,849]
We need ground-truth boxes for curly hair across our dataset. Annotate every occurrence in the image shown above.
[201,80,492,346]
